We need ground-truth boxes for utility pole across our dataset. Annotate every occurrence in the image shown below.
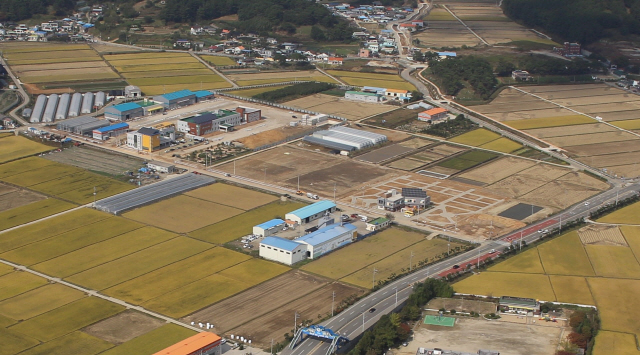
[448,235,451,254]
[294,312,299,334]
[394,286,398,305]
[331,291,336,316]
[362,312,365,332]
[270,339,274,355]
[93,186,96,206]
[372,268,378,288]
[333,181,337,203]
[409,251,414,272]
[233,159,236,175]
[477,248,480,269]
[297,175,300,191]
[519,230,523,250]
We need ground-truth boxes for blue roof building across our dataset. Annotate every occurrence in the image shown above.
[253,219,286,237]
[285,201,337,224]
[296,223,357,259]
[153,89,196,108]
[194,90,215,101]
[92,122,129,140]
[104,102,143,121]
[259,236,308,265]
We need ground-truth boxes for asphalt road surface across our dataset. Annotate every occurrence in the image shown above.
[283,182,640,355]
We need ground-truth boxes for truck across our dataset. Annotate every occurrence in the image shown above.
[296,190,305,196]
[306,192,319,200]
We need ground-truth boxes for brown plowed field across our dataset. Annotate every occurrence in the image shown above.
[601,164,640,178]
[568,140,640,157]
[520,178,609,210]
[525,123,615,138]
[0,183,46,212]
[547,131,638,147]
[458,157,536,185]
[83,310,164,344]
[516,164,570,182]
[586,152,640,169]
[225,282,363,347]
[495,108,577,121]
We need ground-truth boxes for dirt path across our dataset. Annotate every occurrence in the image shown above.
[442,5,489,46]
[316,67,347,85]
[190,52,238,88]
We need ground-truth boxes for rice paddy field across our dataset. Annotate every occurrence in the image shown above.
[0,136,52,164]
[103,52,232,95]
[448,128,524,153]
[325,70,417,91]
[201,55,237,66]
[226,70,336,86]
[455,220,640,355]
[226,84,292,97]
[475,84,640,178]
[284,93,395,120]
[0,43,122,93]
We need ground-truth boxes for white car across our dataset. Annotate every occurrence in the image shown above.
[584,202,590,206]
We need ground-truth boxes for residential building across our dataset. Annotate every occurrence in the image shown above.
[104,102,144,121]
[151,332,222,355]
[366,217,391,231]
[402,188,430,209]
[124,85,142,98]
[418,107,448,121]
[344,90,382,103]
[327,57,344,65]
[285,201,337,225]
[377,189,405,211]
[92,122,129,140]
[127,127,160,152]
[385,88,412,101]
[259,236,308,265]
[511,70,532,81]
[153,89,197,109]
[295,223,357,259]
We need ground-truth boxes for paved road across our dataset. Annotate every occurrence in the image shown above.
[0,56,30,125]
[283,182,640,355]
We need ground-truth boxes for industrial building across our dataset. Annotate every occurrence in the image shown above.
[177,109,242,135]
[94,91,106,108]
[151,332,222,355]
[42,93,58,122]
[55,93,70,120]
[236,106,262,123]
[418,107,448,122]
[68,93,83,117]
[154,89,197,109]
[296,223,357,259]
[30,95,47,123]
[344,91,382,103]
[81,92,94,114]
[127,127,161,152]
[147,161,175,173]
[104,102,144,121]
[259,236,308,265]
[307,126,387,151]
[194,90,215,101]
[285,201,337,225]
[57,115,110,135]
[253,219,286,237]
[92,122,129,140]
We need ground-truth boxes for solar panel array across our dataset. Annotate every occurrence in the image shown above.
[402,187,427,198]
[95,173,215,214]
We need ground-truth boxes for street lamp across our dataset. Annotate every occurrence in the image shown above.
[394,286,398,305]
[372,268,378,288]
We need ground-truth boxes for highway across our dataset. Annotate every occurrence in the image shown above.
[283,182,640,355]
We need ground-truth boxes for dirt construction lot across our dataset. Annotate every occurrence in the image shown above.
[0,183,46,212]
[399,316,564,355]
[285,94,395,120]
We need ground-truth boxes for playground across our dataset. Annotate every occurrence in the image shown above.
[424,315,455,327]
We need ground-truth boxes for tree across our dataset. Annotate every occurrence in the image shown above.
[495,60,516,77]
[144,15,154,24]
[311,25,326,41]
[280,22,296,34]
[409,90,424,102]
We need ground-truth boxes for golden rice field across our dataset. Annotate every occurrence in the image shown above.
[326,70,417,91]
[449,128,501,146]
[598,201,640,224]
[202,55,237,66]
[228,70,337,86]
[0,136,51,164]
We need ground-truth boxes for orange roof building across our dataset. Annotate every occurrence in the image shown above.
[418,107,449,121]
[153,332,222,355]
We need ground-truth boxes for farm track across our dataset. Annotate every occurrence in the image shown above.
[191,52,238,88]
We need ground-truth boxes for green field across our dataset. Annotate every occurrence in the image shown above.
[122,69,213,79]
[341,238,463,288]
[32,226,176,277]
[19,331,113,355]
[0,264,12,277]
[227,85,292,97]
[326,70,417,91]
[437,150,499,171]
[620,226,640,256]
[235,75,336,86]
[219,258,290,285]
[0,208,110,253]
[128,74,225,87]
[203,56,237,66]
[23,72,120,84]
[0,157,57,179]
[104,247,251,305]
[67,237,212,290]
[0,283,83,321]
[479,137,523,153]
[109,56,199,67]
[0,272,48,301]
[7,56,104,65]
[598,201,640,224]
[0,217,142,266]
[99,324,196,355]
[537,232,595,276]
[0,198,76,232]
[140,82,232,95]
[2,44,91,54]
[611,119,640,130]
[2,163,81,186]
[123,195,243,233]
[0,137,51,164]
[189,201,306,244]
[507,115,594,130]
[449,128,501,146]
[10,297,124,342]
[115,63,205,72]
[184,183,277,210]
[488,248,544,274]
[302,228,427,280]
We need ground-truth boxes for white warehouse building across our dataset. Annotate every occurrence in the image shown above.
[285,201,337,225]
[307,126,387,151]
[259,236,308,265]
[296,223,357,259]
[253,219,286,238]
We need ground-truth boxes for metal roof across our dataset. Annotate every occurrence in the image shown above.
[287,201,336,220]
[137,127,159,135]
[402,188,427,198]
[182,113,217,124]
[255,219,285,230]
[157,89,195,101]
[194,90,214,98]
[94,122,129,133]
[330,126,387,143]
[261,236,303,251]
[303,136,356,151]
[499,296,537,307]
[368,217,389,225]
[110,102,141,112]
[346,91,378,96]
[152,332,221,355]
[296,223,356,246]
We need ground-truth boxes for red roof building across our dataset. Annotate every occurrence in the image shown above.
[152,332,222,355]
[418,107,448,121]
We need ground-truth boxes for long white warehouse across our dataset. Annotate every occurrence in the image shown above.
[68,93,83,117]
[42,94,58,123]
[81,92,94,114]
[30,95,47,123]
[55,93,70,120]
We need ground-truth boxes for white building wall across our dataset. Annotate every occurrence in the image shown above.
[302,231,355,259]
[176,120,190,133]
[259,243,307,265]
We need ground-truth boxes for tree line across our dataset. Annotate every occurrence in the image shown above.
[253,82,334,102]
[348,279,454,355]
[0,0,74,21]
[427,56,498,100]
[503,0,640,44]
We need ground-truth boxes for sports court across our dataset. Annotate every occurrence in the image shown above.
[424,314,455,327]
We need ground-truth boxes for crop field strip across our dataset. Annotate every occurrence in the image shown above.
[284,93,396,120]
[98,324,196,355]
[227,70,337,86]
[325,70,417,91]
[0,136,52,164]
